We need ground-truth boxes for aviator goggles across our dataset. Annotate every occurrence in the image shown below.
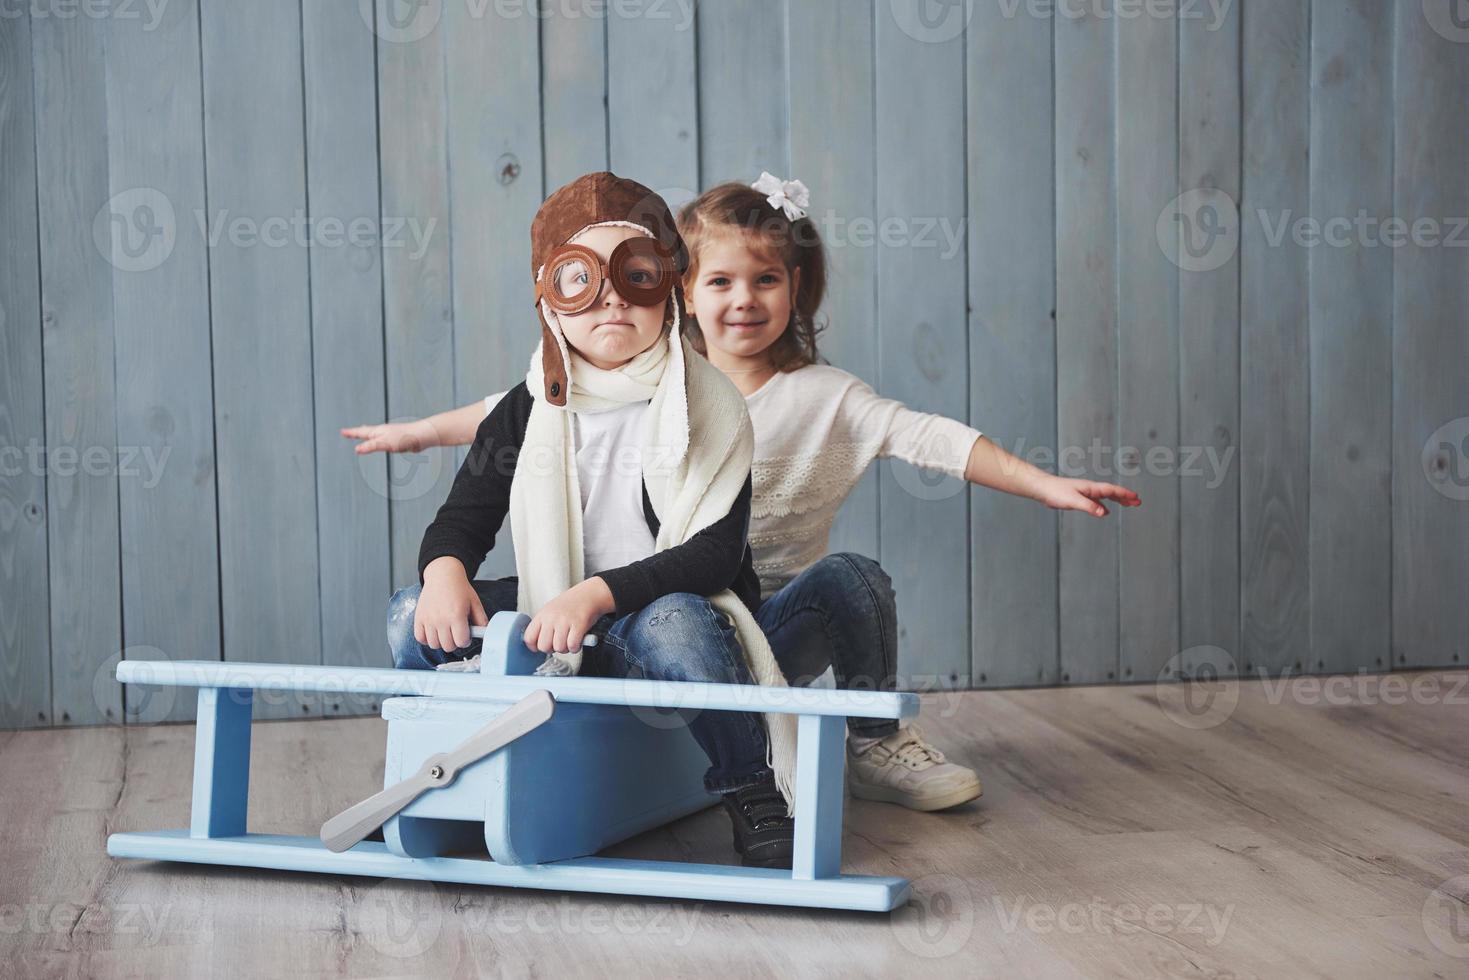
[534,237,678,316]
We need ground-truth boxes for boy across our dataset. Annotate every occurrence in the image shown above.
[389,172,797,867]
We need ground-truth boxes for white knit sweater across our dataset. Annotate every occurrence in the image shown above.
[740,364,982,595]
[485,363,983,597]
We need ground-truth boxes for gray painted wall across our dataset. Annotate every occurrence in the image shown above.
[1,0,1465,729]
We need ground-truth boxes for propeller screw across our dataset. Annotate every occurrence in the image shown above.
[429,765,444,779]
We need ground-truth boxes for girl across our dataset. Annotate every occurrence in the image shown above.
[351,173,1141,814]
[391,171,800,868]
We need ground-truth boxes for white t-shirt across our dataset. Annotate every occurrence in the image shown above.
[571,400,656,577]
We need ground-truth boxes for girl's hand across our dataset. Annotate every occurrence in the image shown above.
[415,557,489,651]
[341,419,436,455]
[1035,475,1141,517]
[523,578,615,654]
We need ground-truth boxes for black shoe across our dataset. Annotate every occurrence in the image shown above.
[721,775,794,869]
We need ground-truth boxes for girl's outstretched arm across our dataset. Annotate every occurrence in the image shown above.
[341,399,486,454]
[963,436,1141,518]
[848,374,1140,518]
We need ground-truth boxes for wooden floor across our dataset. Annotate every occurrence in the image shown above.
[3,670,1468,979]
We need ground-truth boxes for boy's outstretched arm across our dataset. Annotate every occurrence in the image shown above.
[341,398,487,454]
[963,436,1141,518]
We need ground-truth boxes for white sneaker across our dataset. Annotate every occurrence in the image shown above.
[846,725,982,811]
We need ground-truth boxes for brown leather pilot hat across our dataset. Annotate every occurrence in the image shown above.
[530,172,689,406]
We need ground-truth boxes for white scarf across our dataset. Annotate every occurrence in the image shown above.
[508,229,799,810]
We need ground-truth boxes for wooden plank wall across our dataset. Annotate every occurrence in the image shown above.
[31,4,121,726]
[1394,0,1469,672]
[107,0,219,725]
[1178,0,1242,686]
[303,0,391,708]
[0,8,50,726]
[968,0,1057,687]
[1,0,1465,729]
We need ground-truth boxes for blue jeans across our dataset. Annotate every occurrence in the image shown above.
[386,580,771,794]
[755,553,900,740]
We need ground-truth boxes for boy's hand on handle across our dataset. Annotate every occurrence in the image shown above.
[523,577,615,654]
[341,419,437,455]
[415,557,489,651]
[1035,475,1142,518]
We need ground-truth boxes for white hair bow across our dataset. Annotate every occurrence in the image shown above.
[751,171,810,221]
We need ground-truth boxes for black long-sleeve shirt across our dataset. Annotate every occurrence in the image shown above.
[417,381,762,617]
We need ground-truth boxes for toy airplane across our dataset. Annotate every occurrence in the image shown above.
[107,611,918,911]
